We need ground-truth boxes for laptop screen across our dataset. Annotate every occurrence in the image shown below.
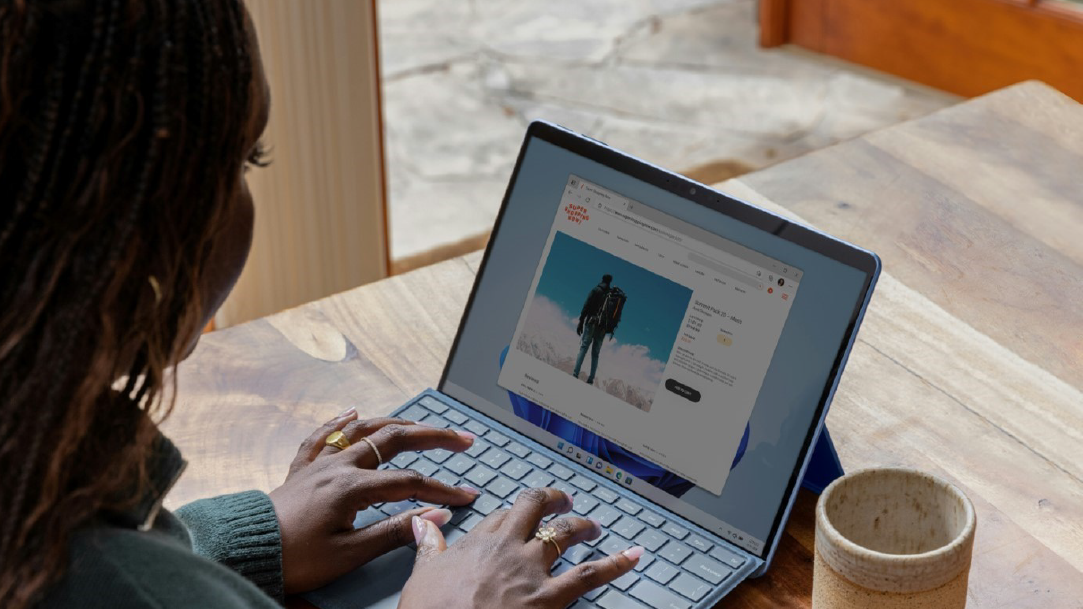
[442,128,873,558]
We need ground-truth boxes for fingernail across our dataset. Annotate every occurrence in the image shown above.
[455,430,476,441]
[564,491,575,510]
[420,508,452,528]
[412,516,426,545]
[460,484,481,495]
[339,407,356,417]
[622,546,645,561]
[416,421,437,427]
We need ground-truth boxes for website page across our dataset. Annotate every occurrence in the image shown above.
[497,175,802,496]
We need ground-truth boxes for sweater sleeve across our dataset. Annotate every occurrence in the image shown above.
[174,490,284,604]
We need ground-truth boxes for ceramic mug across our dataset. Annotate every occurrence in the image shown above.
[813,467,976,608]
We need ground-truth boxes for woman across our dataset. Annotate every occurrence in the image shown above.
[0,1,642,608]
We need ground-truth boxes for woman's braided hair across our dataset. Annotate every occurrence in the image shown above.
[0,1,258,606]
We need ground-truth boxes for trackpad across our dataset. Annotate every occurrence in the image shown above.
[301,545,413,609]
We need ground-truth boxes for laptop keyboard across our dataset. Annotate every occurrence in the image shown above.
[352,396,748,609]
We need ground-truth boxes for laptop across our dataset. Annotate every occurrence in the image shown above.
[305,121,880,609]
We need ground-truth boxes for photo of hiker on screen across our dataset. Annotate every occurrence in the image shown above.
[509,232,693,412]
[573,273,625,385]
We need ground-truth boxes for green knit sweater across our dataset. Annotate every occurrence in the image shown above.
[37,435,284,608]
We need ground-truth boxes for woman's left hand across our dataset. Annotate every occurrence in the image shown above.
[268,408,479,594]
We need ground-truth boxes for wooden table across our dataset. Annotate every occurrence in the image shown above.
[164,81,1083,608]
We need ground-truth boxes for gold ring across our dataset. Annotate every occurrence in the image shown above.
[360,436,383,465]
[535,525,562,557]
[325,430,350,450]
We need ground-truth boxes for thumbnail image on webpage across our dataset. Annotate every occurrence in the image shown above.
[514,231,692,413]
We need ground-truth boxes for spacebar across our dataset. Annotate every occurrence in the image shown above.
[597,590,649,609]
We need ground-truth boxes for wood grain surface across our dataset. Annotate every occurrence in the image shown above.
[163,82,1083,608]
[762,0,1083,103]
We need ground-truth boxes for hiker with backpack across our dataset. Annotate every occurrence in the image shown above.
[573,274,626,384]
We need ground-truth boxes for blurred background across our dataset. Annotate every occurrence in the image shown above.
[215,0,1083,328]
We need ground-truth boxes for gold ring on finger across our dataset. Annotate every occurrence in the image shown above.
[360,436,384,465]
[325,430,351,450]
[535,525,562,557]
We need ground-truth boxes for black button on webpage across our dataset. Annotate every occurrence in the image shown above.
[664,379,701,402]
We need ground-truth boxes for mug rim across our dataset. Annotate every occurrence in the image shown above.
[815,467,976,593]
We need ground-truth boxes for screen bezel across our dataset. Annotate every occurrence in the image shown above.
[438,120,879,560]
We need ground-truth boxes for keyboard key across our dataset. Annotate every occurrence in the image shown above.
[569,601,595,609]
[464,420,489,436]
[657,541,692,565]
[639,511,665,528]
[460,512,485,532]
[552,480,577,497]
[479,448,511,469]
[427,448,453,464]
[444,527,466,546]
[420,414,450,429]
[432,470,459,486]
[611,570,639,591]
[598,536,627,556]
[444,453,476,475]
[596,590,649,609]
[584,586,606,601]
[412,459,439,477]
[669,573,710,602]
[683,554,730,585]
[708,545,747,570]
[506,487,524,504]
[584,531,606,547]
[485,431,510,447]
[465,439,490,458]
[594,487,620,503]
[353,508,384,529]
[526,453,552,469]
[591,505,622,527]
[505,442,530,458]
[634,529,668,552]
[633,553,655,572]
[499,460,532,480]
[551,560,574,577]
[615,499,642,516]
[472,493,503,515]
[643,560,679,585]
[443,410,468,425]
[628,580,692,609]
[380,500,417,517]
[685,534,712,553]
[464,465,498,487]
[661,522,688,540]
[449,508,472,526]
[522,470,555,488]
[611,517,646,540]
[565,544,594,565]
[548,463,574,480]
[486,476,518,499]
[400,404,429,421]
[572,494,599,515]
[390,451,419,468]
[419,396,449,413]
[570,475,597,492]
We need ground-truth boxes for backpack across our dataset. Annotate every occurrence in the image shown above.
[592,286,626,333]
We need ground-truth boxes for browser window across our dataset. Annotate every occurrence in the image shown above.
[497,175,802,495]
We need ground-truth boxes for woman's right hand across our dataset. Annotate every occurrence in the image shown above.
[399,488,644,608]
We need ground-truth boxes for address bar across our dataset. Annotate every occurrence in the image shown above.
[597,203,763,286]
[605,205,685,244]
